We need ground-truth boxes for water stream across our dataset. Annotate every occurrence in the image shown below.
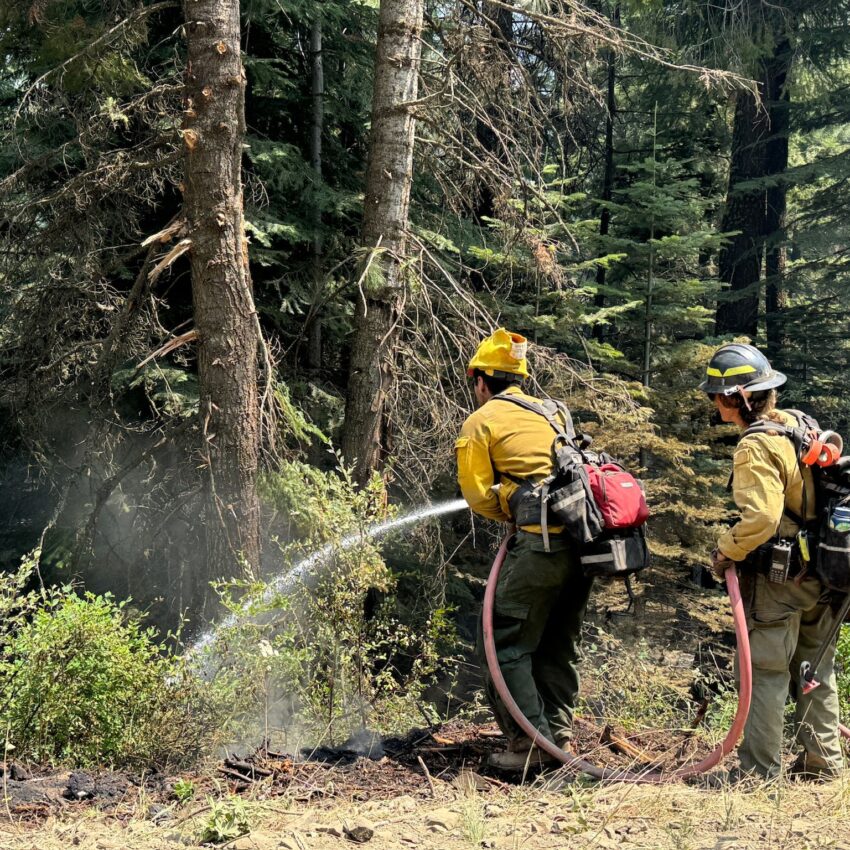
[190,497,469,655]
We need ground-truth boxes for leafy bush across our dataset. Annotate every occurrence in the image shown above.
[0,554,225,768]
[199,797,250,844]
[172,777,196,803]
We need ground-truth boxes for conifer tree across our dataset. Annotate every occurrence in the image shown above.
[182,0,261,585]
[340,0,424,485]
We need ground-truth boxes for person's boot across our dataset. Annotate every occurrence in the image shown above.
[789,751,842,781]
[487,737,573,772]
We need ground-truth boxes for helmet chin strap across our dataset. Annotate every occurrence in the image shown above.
[722,384,752,411]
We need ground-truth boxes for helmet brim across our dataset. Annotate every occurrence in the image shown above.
[698,370,787,394]
[746,371,787,392]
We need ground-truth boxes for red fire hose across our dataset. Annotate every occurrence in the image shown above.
[482,532,850,782]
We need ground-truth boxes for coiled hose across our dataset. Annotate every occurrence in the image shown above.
[482,532,850,783]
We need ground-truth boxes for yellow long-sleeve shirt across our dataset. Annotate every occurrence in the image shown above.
[717,410,816,562]
[455,386,565,530]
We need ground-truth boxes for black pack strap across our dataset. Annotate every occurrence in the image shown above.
[784,507,806,528]
[785,409,821,432]
[491,392,577,551]
[741,420,796,442]
[740,410,816,532]
[499,469,527,486]
[491,393,577,443]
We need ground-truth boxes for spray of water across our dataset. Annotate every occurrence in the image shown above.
[189,497,468,655]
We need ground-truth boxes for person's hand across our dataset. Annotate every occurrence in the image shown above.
[710,548,735,581]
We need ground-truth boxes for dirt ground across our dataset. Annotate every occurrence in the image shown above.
[1,562,848,849]
[2,767,850,850]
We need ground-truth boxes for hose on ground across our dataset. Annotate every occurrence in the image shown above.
[482,531,849,783]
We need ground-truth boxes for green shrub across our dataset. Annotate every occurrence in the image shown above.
[202,460,452,747]
[0,555,226,768]
[199,797,250,844]
[173,777,196,803]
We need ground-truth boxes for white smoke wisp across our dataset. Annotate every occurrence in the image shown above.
[189,497,469,656]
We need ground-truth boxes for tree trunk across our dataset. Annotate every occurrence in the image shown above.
[182,0,261,586]
[593,3,619,343]
[473,2,513,223]
[307,14,324,372]
[340,0,424,485]
[763,35,792,360]
[715,89,766,337]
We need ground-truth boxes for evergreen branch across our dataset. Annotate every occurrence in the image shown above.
[13,1,179,133]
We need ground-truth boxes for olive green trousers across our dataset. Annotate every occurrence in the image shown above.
[738,573,844,778]
[476,532,593,746]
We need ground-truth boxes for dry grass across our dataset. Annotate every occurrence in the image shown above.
[3,773,850,850]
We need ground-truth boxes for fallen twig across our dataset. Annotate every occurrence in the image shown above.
[224,759,273,778]
[416,756,437,797]
[218,767,255,784]
[600,725,656,763]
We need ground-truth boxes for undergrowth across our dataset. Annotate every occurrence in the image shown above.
[0,457,455,768]
[195,460,454,748]
[0,554,225,768]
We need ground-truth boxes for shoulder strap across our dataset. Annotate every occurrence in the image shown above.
[740,413,816,530]
[784,408,820,432]
[741,420,795,441]
[491,393,577,442]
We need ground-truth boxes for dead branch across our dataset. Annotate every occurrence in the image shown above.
[134,329,199,372]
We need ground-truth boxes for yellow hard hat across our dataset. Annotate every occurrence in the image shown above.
[467,328,529,380]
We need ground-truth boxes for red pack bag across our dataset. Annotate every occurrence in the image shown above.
[584,463,649,530]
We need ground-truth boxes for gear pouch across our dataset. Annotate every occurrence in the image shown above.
[549,469,603,544]
[579,528,650,578]
[816,526,850,592]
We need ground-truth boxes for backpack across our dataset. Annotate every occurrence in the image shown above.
[741,410,850,594]
[492,393,650,579]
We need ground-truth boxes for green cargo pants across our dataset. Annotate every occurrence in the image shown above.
[476,531,593,746]
[738,573,844,779]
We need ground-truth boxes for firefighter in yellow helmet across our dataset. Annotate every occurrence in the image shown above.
[703,343,843,782]
[456,329,591,771]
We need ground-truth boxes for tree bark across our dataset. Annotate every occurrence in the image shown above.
[182,0,261,585]
[340,0,424,485]
[307,14,324,372]
[763,35,792,360]
[715,89,766,337]
[593,3,619,343]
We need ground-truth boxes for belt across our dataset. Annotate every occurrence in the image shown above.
[742,539,807,581]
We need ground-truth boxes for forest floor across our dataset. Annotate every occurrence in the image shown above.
[2,561,849,850]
